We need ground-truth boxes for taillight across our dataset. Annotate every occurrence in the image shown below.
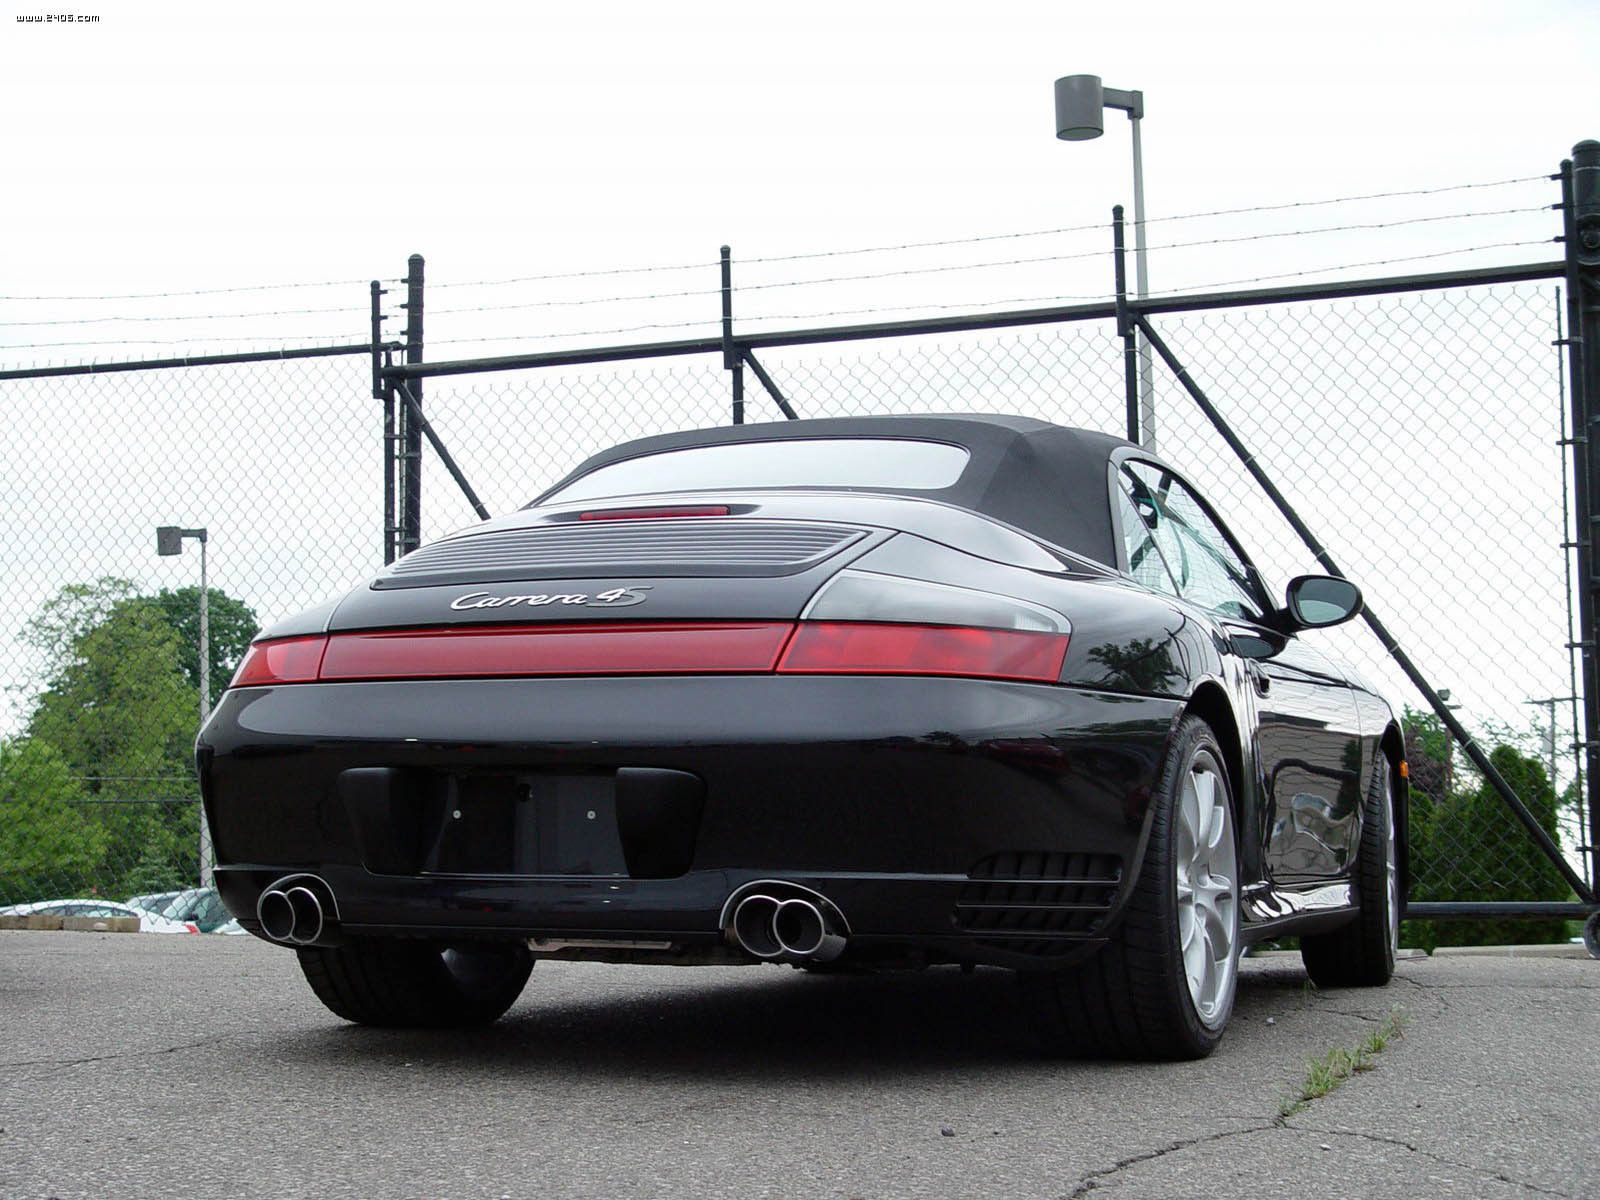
[317,622,792,680]
[229,624,793,685]
[776,622,1068,683]
[230,635,328,687]
[801,570,1070,634]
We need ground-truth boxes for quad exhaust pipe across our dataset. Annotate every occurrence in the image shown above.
[728,889,847,963]
[256,875,338,945]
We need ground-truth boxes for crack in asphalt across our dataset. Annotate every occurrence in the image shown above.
[1,1031,246,1076]
[1291,1123,1577,1199]
[1061,1123,1278,1198]
[1063,1118,1576,1198]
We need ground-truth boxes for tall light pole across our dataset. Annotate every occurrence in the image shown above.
[157,524,211,886]
[1055,74,1155,448]
[1527,695,1576,791]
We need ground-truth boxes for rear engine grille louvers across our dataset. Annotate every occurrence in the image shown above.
[956,851,1123,956]
[377,519,868,587]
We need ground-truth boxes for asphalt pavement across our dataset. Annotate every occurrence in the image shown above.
[1,931,1595,1199]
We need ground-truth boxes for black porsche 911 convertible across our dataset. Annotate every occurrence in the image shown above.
[201,414,1403,1059]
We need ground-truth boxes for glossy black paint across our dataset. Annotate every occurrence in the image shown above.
[206,674,1179,967]
[202,416,1403,969]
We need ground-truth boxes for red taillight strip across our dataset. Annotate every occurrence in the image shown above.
[318,621,793,681]
[230,621,1068,687]
[230,635,328,686]
[776,622,1068,684]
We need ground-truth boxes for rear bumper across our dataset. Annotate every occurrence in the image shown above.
[200,675,1181,966]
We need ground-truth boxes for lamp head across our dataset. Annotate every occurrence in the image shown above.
[156,526,185,556]
[1054,74,1105,141]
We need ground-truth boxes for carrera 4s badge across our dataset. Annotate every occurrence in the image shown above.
[449,585,652,611]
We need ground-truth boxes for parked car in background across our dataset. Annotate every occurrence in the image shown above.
[126,890,185,918]
[142,887,232,933]
[1,899,198,934]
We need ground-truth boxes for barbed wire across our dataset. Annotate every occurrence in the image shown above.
[10,235,1549,362]
[0,172,1550,310]
[0,331,366,352]
[428,318,716,348]
[736,173,1551,264]
[2,304,368,329]
[428,260,720,290]
[1144,205,1551,258]
[1143,237,1557,299]
[0,278,385,303]
[425,204,1553,319]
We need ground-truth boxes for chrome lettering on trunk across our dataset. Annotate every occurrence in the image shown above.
[449,586,652,611]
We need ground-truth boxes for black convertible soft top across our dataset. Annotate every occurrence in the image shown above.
[542,414,1130,566]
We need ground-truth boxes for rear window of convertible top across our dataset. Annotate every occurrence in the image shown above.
[544,438,971,505]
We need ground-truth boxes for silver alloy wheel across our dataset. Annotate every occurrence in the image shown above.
[1384,776,1400,954]
[1174,751,1238,1029]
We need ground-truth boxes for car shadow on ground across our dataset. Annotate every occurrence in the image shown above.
[260,957,1317,1080]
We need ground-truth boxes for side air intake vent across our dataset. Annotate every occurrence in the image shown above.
[376,519,868,588]
[956,851,1123,956]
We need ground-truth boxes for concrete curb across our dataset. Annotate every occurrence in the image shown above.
[1249,944,1594,960]
[0,914,141,933]
[1430,942,1593,959]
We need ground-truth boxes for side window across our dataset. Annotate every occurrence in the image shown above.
[1124,462,1264,620]
[1115,476,1179,596]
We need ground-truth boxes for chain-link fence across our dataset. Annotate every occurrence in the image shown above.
[0,266,1588,941]
[0,352,378,920]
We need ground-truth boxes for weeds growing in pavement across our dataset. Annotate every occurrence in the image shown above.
[1279,1006,1407,1120]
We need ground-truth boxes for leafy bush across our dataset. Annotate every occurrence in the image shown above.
[1402,709,1572,950]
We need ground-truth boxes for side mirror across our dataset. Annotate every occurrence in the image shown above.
[1284,575,1362,630]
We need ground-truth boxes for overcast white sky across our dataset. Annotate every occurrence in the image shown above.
[1,0,1597,357]
[1,1,1598,785]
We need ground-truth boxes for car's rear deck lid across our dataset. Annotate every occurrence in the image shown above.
[375,518,869,588]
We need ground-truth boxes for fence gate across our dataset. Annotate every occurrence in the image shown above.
[2,144,1596,951]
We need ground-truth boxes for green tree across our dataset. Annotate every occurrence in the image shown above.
[1403,733,1571,951]
[149,586,259,700]
[20,577,139,679]
[25,591,202,898]
[0,738,108,905]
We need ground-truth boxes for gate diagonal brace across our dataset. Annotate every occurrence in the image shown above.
[1134,311,1597,908]
[741,349,799,420]
[390,377,491,524]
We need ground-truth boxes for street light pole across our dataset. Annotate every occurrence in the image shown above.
[157,524,212,886]
[1055,74,1156,447]
[1127,109,1154,448]
[198,534,210,725]
[1527,696,1574,792]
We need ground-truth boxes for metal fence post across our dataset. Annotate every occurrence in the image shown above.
[1111,205,1140,444]
[371,280,398,564]
[1563,140,1600,890]
[400,254,425,554]
[721,245,744,425]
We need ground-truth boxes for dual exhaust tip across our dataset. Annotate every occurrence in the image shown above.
[729,892,846,963]
[257,876,336,946]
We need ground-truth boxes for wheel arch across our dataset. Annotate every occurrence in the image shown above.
[1181,681,1258,881]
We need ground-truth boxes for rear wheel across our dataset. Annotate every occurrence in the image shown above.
[1023,716,1240,1059]
[297,938,533,1028]
[1300,757,1398,987]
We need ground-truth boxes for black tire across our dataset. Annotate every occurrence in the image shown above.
[1299,756,1398,988]
[297,938,533,1028]
[1022,716,1241,1060]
